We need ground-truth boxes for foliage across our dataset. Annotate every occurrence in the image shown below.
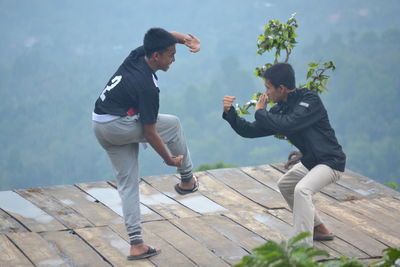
[235,232,329,267]
[194,161,238,172]
[384,182,399,190]
[300,61,336,94]
[370,247,400,267]
[235,232,400,267]
[236,13,336,115]
[322,256,364,267]
[1,1,400,191]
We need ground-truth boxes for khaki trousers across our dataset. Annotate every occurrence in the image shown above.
[277,162,342,245]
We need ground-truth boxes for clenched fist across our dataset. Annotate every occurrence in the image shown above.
[223,96,236,113]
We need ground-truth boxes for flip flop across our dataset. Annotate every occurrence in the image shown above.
[313,234,335,241]
[127,246,161,260]
[174,176,199,195]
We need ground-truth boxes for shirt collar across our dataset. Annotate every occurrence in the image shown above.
[277,89,298,106]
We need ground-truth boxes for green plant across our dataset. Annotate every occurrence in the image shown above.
[322,256,364,267]
[235,232,328,267]
[384,181,399,190]
[237,13,336,116]
[370,247,400,267]
[194,161,238,172]
[235,232,400,267]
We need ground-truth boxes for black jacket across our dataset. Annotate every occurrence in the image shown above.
[223,88,346,171]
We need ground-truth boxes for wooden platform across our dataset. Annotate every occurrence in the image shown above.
[1,163,399,266]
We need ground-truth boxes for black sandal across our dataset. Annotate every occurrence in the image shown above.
[174,176,199,195]
[127,246,161,260]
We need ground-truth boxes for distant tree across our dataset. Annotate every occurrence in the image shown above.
[237,13,336,115]
[194,161,237,172]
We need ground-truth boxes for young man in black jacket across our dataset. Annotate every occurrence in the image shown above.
[222,63,346,245]
[93,28,200,260]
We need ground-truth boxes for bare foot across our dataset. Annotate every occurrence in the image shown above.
[130,243,160,257]
[178,175,199,190]
[314,223,332,236]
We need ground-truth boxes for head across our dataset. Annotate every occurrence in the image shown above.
[144,28,177,71]
[262,63,296,103]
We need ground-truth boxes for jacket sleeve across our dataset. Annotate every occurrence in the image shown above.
[222,106,276,138]
[254,92,324,134]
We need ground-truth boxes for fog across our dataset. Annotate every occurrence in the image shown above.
[1,0,399,190]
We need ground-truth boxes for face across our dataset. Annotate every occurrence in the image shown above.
[264,79,286,103]
[155,45,176,71]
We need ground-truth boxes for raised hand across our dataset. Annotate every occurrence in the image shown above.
[184,34,200,53]
[255,93,268,111]
[223,95,236,113]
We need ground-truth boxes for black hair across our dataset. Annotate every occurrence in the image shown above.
[143,28,178,57]
[263,63,296,89]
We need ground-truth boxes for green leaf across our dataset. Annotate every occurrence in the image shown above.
[288,232,312,247]
[307,68,314,79]
[308,62,319,68]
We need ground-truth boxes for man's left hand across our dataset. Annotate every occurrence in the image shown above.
[255,93,268,111]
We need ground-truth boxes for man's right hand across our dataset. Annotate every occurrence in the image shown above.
[165,155,183,167]
[223,96,236,113]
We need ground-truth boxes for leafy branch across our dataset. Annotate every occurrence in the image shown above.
[236,13,336,116]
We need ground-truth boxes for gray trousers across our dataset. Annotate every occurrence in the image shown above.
[277,162,342,245]
[92,114,193,245]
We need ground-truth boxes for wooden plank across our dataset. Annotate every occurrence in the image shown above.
[144,220,230,267]
[213,211,335,261]
[340,199,400,236]
[318,210,387,257]
[338,170,400,199]
[207,168,286,209]
[44,185,124,226]
[193,171,266,213]
[319,201,400,248]
[110,223,195,266]
[143,174,228,214]
[267,202,385,258]
[223,211,287,243]
[241,165,283,192]
[200,214,267,252]
[15,188,93,229]
[76,182,162,222]
[0,191,65,232]
[0,234,33,266]
[0,209,28,234]
[140,182,199,219]
[266,208,370,258]
[374,197,400,212]
[170,216,248,265]
[269,162,288,174]
[41,231,111,266]
[75,226,154,267]
[109,180,199,219]
[7,232,68,266]
[320,182,366,201]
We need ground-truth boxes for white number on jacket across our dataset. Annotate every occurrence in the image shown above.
[100,75,122,101]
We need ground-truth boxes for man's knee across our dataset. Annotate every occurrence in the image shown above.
[160,114,181,129]
[294,184,312,198]
[278,176,293,193]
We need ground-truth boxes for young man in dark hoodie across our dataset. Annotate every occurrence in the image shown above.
[92,28,200,260]
[222,63,346,245]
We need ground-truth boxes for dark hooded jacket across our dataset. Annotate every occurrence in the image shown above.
[223,88,346,171]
